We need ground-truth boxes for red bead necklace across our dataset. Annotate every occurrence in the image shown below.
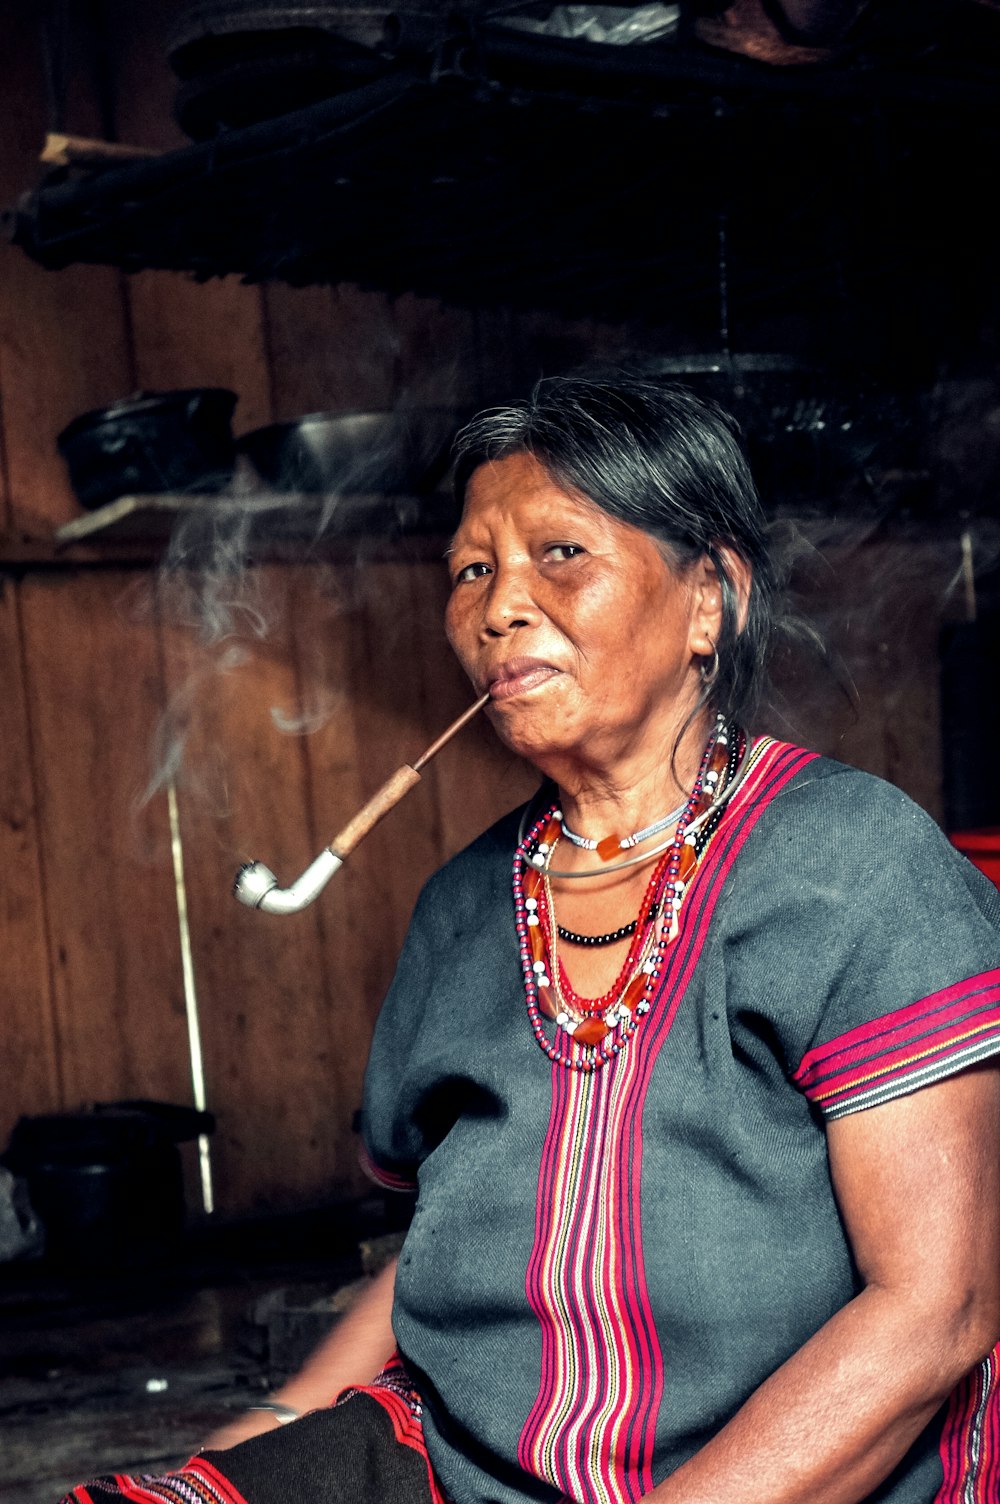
[541,856,668,1016]
[513,721,733,1071]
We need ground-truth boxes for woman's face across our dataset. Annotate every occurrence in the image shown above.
[445,452,718,770]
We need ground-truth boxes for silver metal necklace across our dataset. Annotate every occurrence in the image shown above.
[559,799,689,854]
[517,725,752,881]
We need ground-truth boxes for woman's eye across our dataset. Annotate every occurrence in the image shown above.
[546,543,585,562]
[453,561,492,585]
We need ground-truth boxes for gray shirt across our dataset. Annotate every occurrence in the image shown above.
[363,741,1000,1504]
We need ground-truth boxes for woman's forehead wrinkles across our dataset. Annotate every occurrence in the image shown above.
[448,515,482,553]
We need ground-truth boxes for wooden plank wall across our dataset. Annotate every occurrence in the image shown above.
[0,0,541,1219]
[0,0,961,1220]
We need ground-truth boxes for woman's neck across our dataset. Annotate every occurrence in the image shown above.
[540,709,715,844]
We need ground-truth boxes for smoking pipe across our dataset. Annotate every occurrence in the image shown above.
[233,693,490,914]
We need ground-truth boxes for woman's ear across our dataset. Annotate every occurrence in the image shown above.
[718,545,753,635]
[689,546,752,656]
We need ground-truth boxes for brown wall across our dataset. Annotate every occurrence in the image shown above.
[0,0,958,1220]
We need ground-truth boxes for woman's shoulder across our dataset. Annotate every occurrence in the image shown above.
[440,798,534,872]
[744,737,996,903]
[756,739,945,832]
[414,794,540,919]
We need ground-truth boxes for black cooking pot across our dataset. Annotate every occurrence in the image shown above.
[2,1100,215,1271]
[57,388,238,510]
[237,408,459,494]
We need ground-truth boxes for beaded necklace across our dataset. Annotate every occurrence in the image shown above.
[557,916,639,947]
[512,719,741,1072]
[560,798,688,858]
[541,858,665,1020]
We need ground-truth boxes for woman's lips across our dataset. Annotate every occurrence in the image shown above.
[487,662,561,701]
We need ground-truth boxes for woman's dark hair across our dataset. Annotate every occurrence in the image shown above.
[452,371,776,728]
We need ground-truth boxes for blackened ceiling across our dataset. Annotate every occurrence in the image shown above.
[4,0,998,380]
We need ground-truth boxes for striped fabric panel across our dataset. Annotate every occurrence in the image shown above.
[935,1344,1000,1503]
[517,740,816,1504]
[518,1057,662,1504]
[64,1460,250,1504]
[793,971,1000,1119]
[339,1355,450,1504]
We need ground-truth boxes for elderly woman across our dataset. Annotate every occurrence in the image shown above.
[65,375,1000,1504]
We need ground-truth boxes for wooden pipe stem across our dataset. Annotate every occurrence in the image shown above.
[412,692,491,770]
[328,692,490,858]
[329,765,422,858]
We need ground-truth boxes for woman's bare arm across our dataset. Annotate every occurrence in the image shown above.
[204,1255,398,1448]
[646,1063,1000,1504]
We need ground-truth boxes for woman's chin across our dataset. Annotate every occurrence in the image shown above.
[486,700,576,766]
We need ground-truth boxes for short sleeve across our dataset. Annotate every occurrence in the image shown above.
[782,771,1000,1120]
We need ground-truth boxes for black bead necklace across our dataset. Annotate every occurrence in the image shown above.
[557,902,659,948]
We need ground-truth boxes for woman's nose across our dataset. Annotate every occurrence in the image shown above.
[481,564,541,637]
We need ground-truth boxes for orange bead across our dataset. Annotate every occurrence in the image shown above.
[574,1017,610,1046]
[597,834,622,861]
[537,986,560,1021]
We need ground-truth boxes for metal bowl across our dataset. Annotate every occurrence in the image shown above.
[236,408,460,494]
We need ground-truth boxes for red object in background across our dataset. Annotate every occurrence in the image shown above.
[950,830,1000,889]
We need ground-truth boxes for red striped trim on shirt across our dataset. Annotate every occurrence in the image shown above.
[793,970,1000,1119]
[62,1460,251,1504]
[339,1354,449,1504]
[935,1344,1000,1503]
[517,740,817,1504]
